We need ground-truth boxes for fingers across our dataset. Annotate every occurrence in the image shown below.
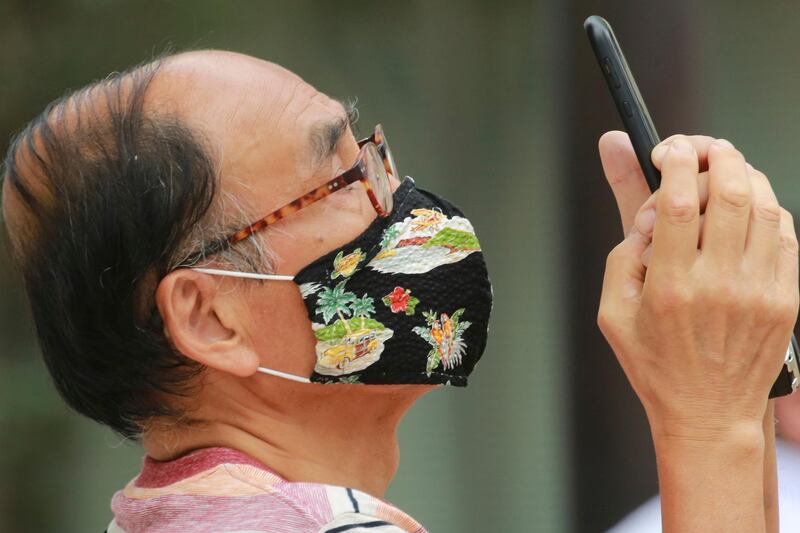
[776,208,799,292]
[600,228,651,312]
[599,130,652,235]
[642,213,707,268]
[745,166,781,274]
[652,134,717,172]
[601,130,716,237]
[635,171,710,226]
[701,139,752,268]
[649,137,701,278]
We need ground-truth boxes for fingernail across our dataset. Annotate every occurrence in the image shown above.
[671,137,692,153]
[652,144,669,162]
[635,208,656,236]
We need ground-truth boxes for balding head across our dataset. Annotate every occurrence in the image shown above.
[2,55,225,438]
[1,50,380,438]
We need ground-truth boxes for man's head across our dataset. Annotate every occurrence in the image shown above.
[2,50,401,438]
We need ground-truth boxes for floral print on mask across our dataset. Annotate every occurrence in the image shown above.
[288,178,492,387]
[413,309,472,376]
[367,208,481,274]
[382,287,420,316]
[311,279,393,376]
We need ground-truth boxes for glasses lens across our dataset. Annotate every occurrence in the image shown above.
[365,143,393,215]
[375,125,398,179]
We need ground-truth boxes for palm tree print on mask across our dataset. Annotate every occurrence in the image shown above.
[350,294,376,330]
[316,281,356,335]
[312,279,393,376]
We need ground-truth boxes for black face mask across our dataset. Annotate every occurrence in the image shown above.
[195,177,493,386]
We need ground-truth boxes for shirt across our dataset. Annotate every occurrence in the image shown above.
[609,438,800,532]
[106,446,427,533]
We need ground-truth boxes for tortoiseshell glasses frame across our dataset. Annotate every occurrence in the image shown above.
[181,124,396,266]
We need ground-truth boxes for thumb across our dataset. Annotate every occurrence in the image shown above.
[600,226,650,311]
[598,130,652,236]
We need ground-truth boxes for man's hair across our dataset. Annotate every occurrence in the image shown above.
[1,56,268,439]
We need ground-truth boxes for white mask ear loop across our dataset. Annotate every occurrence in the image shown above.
[192,267,311,384]
[256,367,312,384]
[191,267,294,281]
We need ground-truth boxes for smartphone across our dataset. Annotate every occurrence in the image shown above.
[584,14,800,398]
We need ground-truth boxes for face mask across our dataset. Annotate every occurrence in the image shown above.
[194,177,493,385]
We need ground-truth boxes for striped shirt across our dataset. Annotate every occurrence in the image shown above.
[106,447,427,533]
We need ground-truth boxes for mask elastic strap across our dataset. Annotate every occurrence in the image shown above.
[192,268,310,383]
[256,366,312,384]
[191,267,294,281]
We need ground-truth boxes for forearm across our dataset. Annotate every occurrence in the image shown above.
[653,423,766,533]
[763,400,779,533]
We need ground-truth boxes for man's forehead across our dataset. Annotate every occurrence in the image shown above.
[151,50,349,184]
[154,51,344,137]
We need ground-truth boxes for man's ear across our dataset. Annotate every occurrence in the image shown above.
[155,270,260,377]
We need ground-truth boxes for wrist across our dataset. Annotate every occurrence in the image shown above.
[653,420,767,533]
[644,399,768,444]
[651,419,765,457]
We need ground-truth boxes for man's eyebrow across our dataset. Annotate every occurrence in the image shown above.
[308,99,359,169]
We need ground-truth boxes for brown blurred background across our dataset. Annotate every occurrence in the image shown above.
[1,0,799,531]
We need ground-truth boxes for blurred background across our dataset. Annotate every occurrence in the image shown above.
[1,0,800,531]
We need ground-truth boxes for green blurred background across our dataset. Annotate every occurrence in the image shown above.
[1,1,799,531]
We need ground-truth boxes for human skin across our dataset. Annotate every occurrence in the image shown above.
[597,131,798,533]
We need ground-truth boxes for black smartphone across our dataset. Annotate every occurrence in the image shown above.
[584,14,800,398]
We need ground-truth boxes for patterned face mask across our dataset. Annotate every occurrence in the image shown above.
[194,177,493,385]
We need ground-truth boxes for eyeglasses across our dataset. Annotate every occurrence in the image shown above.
[181,124,396,266]
[358,123,397,183]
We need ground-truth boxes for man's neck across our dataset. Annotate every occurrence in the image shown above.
[143,375,433,498]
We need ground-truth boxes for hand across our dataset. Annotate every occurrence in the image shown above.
[597,133,798,438]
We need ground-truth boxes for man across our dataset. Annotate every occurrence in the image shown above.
[2,50,796,532]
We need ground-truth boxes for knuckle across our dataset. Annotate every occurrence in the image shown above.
[701,278,740,308]
[597,306,613,333]
[692,134,716,145]
[761,292,800,328]
[597,304,623,340]
[665,145,697,166]
[710,139,743,158]
[752,292,780,321]
[779,210,799,255]
[752,202,782,228]
[661,194,698,224]
[715,181,751,211]
[648,282,693,315]
[779,231,799,255]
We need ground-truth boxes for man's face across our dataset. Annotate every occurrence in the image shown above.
[153,51,401,381]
